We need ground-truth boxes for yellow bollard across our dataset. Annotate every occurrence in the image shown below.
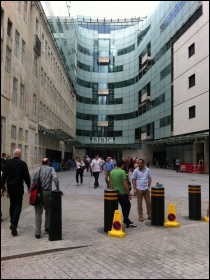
[108,209,126,238]
[204,203,209,223]
[164,203,180,227]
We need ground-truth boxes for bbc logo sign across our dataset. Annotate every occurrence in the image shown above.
[91,137,114,144]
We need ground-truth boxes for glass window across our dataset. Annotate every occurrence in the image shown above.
[7,18,12,37]
[13,77,18,105]
[189,74,195,88]
[189,105,195,119]
[14,30,20,57]
[188,43,195,58]
[20,83,24,110]
[5,46,11,72]
[21,40,26,65]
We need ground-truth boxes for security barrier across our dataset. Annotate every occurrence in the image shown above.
[104,189,118,232]
[188,185,201,220]
[151,186,165,226]
[181,164,206,174]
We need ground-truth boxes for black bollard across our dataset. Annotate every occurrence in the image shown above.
[188,184,201,220]
[104,189,119,232]
[151,186,165,226]
[49,190,62,241]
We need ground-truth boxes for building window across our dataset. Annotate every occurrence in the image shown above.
[24,145,28,161]
[189,74,195,88]
[189,105,195,119]
[33,93,37,116]
[7,18,12,37]
[18,128,23,141]
[34,55,37,77]
[14,30,20,57]
[16,1,21,12]
[11,126,16,140]
[5,46,11,72]
[21,40,26,65]
[25,130,28,142]
[11,143,16,155]
[41,67,43,86]
[35,18,39,36]
[188,43,195,58]
[13,77,18,105]
[20,83,24,110]
[23,1,27,22]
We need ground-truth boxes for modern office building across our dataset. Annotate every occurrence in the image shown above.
[48,1,209,171]
[1,1,209,173]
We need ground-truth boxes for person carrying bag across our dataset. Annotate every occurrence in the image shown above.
[31,158,60,239]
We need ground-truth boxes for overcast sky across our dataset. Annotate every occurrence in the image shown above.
[41,1,160,18]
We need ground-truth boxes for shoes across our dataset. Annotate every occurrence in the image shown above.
[35,234,41,239]
[45,228,50,233]
[75,183,79,186]
[10,224,17,236]
[126,222,137,228]
[139,217,144,222]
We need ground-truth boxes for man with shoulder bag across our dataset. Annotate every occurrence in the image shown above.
[31,158,61,239]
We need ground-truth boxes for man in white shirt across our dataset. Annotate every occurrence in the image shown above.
[90,154,102,189]
[132,159,152,222]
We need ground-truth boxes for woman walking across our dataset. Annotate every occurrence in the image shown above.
[75,157,85,186]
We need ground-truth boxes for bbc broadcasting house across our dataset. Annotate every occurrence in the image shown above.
[1,1,209,173]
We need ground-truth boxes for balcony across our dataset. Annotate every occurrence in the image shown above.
[141,92,150,103]
[141,132,152,140]
[98,57,110,64]
[34,35,41,57]
[98,89,109,95]
[97,121,108,127]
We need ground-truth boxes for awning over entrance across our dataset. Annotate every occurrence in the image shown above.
[64,139,83,146]
[38,125,74,141]
[145,131,209,145]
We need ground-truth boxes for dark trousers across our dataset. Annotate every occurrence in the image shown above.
[93,171,100,187]
[76,168,84,184]
[118,193,131,225]
[7,184,24,228]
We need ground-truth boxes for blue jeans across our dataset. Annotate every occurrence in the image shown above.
[93,171,100,187]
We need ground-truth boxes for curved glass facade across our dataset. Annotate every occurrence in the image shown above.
[48,1,203,154]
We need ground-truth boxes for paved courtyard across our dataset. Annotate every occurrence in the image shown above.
[1,167,209,279]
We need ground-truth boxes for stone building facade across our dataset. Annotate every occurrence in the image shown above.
[1,1,76,172]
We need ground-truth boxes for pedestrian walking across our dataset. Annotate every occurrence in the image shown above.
[1,148,31,236]
[75,157,85,186]
[132,158,152,222]
[104,157,114,188]
[1,152,6,170]
[31,158,60,239]
[90,154,102,188]
[175,158,180,173]
[110,159,137,228]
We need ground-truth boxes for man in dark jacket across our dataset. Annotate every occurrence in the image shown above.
[1,149,31,236]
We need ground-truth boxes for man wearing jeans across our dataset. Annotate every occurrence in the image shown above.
[90,154,102,188]
[110,159,137,228]
[132,159,152,222]
[31,158,60,239]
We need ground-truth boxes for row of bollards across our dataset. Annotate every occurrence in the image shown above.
[104,184,205,232]
[46,185,206,240]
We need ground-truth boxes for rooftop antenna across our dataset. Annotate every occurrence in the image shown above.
[66,1,71,18]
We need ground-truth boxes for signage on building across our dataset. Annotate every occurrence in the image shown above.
[91,137,114,144]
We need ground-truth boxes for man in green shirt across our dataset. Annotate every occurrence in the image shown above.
[110,159,137,228]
